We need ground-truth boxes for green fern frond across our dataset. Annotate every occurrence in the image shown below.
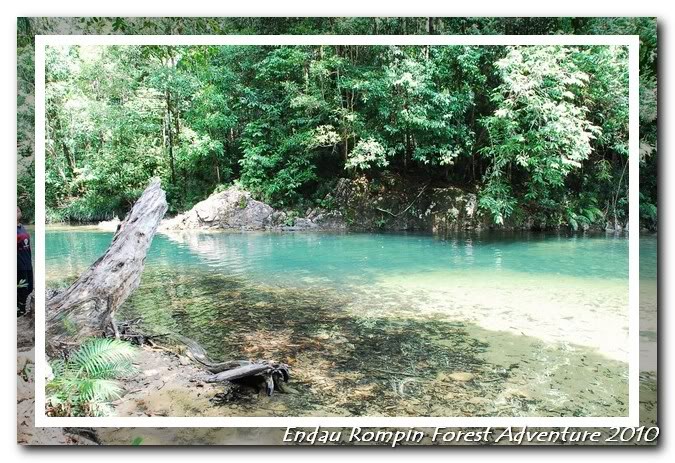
[85,362,137,380]
[71,338,136,378]
[78,378,124,402]
[46,337,136,417]
[49,359,65,378]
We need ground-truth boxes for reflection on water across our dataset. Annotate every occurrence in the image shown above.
[45,228,654,418]
[47,228,631,285]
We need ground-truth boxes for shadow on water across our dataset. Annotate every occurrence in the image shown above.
[99,267,630,418]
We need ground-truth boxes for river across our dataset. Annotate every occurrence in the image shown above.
[45,227,656,418]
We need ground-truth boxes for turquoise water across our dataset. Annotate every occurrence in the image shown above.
[45,227,652,418]
[46,229,630,283]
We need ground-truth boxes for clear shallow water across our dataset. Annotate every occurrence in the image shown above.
[45,227,652,418]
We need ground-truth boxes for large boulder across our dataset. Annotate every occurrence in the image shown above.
[308,210,347,231]
[162,186,275,231]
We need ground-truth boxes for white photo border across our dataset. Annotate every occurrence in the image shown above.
[34,33,640,428]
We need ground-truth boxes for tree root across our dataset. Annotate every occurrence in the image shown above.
[117,323,291,397]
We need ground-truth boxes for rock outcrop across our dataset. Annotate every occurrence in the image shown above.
[162,186,277,231]
[281,209,347,231]
[161,185,347,232]
[427,187,483,233]
[160,176,618,234]
[162,177,604,234]
[160,179,493,233]
[330,175,489,232]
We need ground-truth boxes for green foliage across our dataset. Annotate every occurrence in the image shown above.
[566,204,604,231]
[131,437,144,446]
[479,46,601,223]
[17,161,35,222]
[283,210,300,227]
[478,177,517,226]
[476,45,632,228]
[46,338,136,417]
[41,36,642,229]
[17,18,657,230]
[640,192,658,230]
[374,216,389,229]
[346,138,390,170]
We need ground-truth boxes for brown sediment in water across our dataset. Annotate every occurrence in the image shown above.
[38,266,653,445]
[83,268,630,419]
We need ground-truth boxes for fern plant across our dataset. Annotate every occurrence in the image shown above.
[46,338,137,417]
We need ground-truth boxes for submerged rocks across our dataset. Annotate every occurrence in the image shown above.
[447,372,476,382]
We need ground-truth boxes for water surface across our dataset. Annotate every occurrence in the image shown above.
[46,227,646,418]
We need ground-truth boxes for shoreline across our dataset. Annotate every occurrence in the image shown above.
[41,222,643,238]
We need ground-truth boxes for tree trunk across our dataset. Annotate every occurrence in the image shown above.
[46,178,168,352]
[166,89,176,184]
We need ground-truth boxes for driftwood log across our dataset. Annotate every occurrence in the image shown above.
[173,334,289,395]
[117,323,290,395]
[46,178,168,352]
[46,178,290,395]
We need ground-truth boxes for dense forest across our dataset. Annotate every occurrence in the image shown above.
[23,17,657,230]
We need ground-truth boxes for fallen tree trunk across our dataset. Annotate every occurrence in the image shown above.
[46,178,168,352]
[45,178,291,396]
